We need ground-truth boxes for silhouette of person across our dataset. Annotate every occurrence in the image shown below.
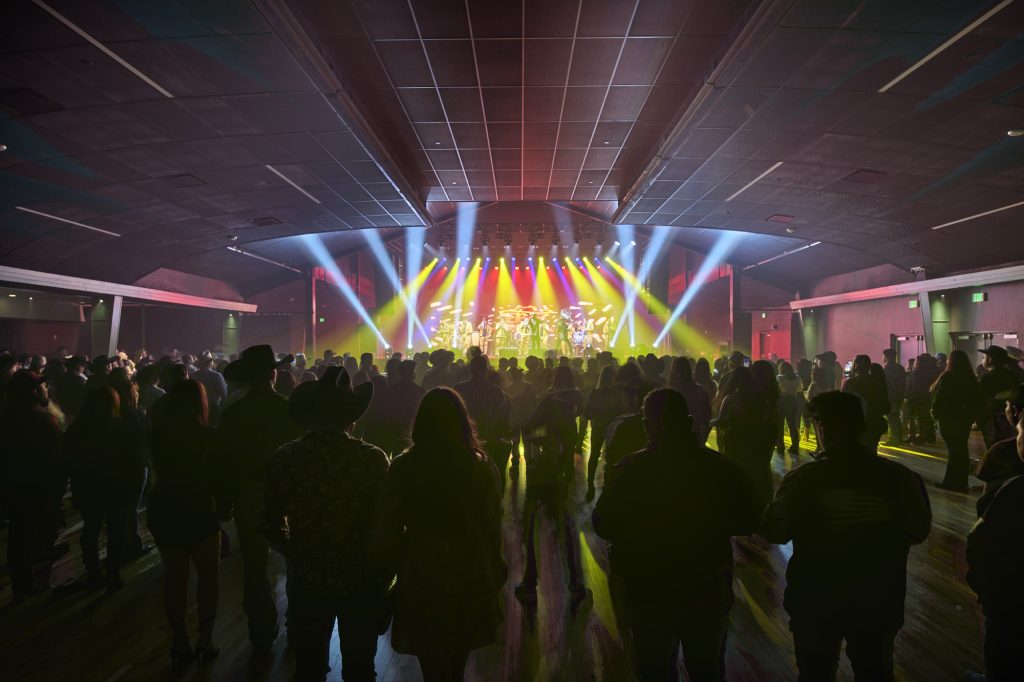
[764,391,932,682]
[148,380,222,668]
[593,388,761,681]
[0,371,65,601]
[931,350,981,492]
[716,366,775,509]
[64,386,144,593]
[262,367,390,682]
[373,388,506,682]
[516,374,586,607]
[455,356,511,490]
[215,345,304,653]
[383,360,425,455]
[966,383,1024,681]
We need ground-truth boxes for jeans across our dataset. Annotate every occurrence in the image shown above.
[779,396,802,450]
[791,622,896,682]
[938,418,972,489]
[629,598,730,681]
[586,418,610,487]
[521,486,583,592]
[289,585,381,682]
[79,502,129,584]
[234,489,278,647]
[886,401,903,443]
[159,532,220,646]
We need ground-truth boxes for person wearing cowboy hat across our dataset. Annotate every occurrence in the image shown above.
[215,345,304,653]
[978,346,1024,449]
[261,366,390,681]
[193,351,227,425]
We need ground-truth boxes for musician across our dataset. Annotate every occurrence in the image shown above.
[528,315,542,355]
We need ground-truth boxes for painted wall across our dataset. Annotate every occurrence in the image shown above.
[796,268,1024,364]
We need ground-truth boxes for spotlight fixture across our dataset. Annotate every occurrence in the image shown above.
[481,236,489,246]
[439,239,446,248]
[574,234,581,245]
[529,235,537,246]
[504,237,512,247]
[552,236,560,246]
[1008,129,1024,137]
[785,226,796,234]
[613,240,620,246]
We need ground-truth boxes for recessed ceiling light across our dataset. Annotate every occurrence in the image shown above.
[0,144,6,152]
[602,140,610,145]
[7,293,16,298]
[434,141,441,145]
[1008,129,1024,137]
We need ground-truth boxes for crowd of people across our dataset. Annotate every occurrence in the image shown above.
[1,340,1023,681]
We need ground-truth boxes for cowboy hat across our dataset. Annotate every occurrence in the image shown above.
[288,366,372,430]
[236,344,294,381]
[979,345,1012,364]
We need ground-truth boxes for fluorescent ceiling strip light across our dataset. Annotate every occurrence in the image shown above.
[32,0,173,98]
[724,161,784,202]
[930,200,1024,231]
[227,246,302,273]
[15,206,121,237]
[743,241,822,270]
[265,165,322,204]
[878,0,1015,93]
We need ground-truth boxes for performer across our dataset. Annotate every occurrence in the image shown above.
[495,317,510,355]
[528,314,542,355]
[557,313,571,357]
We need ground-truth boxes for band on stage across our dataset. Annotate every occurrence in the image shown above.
[432,306,616,357]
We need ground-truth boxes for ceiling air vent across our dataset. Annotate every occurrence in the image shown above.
[843,169,887,184]
[164,173,206,188]
[249,216,282,226]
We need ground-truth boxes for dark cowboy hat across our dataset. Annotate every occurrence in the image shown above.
[288,366,372,430]
[979,345,1012,364]
[236,344,294,381]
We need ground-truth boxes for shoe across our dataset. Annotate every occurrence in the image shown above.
[514,582,538,605]
[195,641,220,665]
[935,482,970,494]
[585,484,596,502]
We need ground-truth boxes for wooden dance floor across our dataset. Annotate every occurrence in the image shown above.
[0,432,986,681]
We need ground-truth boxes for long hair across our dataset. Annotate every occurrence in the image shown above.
[668,356,695,388]
[163,380,209,427]
[751,359,780,405]
[551,365,575,391]
[411,387,480,457]
[694,357,713,385]
[597,365,616,389]
[779,361,796,380]
[932,349,977,393]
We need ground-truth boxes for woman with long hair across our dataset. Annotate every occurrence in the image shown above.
[373,388,506,682]
[693,357,718,400]
[147,380,221,667]
[667,357,713,444]
[931,349,981,492]
[64,385,144,593]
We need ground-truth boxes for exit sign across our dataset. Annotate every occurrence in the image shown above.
[318,316,326,323]
[972,292,987,303]
[908,299,919,309]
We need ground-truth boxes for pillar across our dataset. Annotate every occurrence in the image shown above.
[730,266,752,356]
[305,267,317,360]
[106,295,123,357]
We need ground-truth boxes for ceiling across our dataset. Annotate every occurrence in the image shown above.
[0,0,1022,297]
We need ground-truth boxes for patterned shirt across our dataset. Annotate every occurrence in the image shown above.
[261,430,390,598]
